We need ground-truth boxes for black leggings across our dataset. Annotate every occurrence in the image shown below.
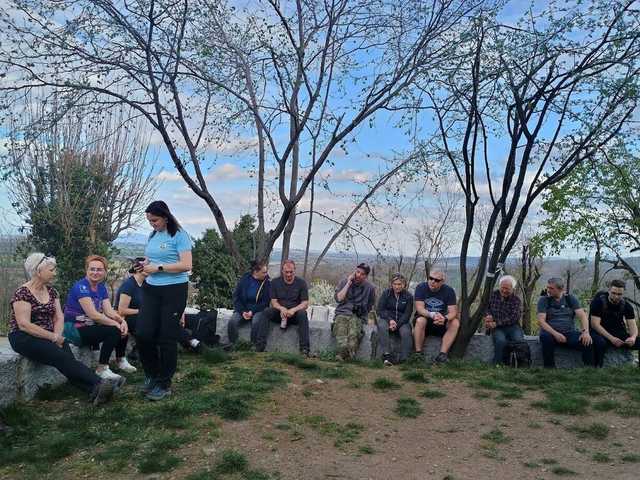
[77,324,127,365]
[137,282,188,387]
[9,330,100,393]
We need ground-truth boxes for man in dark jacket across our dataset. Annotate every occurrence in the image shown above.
[377,273,413,365]
[590,279,639,367]
[228,260,270,348]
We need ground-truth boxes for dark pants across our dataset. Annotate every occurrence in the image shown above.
[377,318,412,362]
[137,282,188,387]
[592,332,640,367]
[492,324,525,365]
[228,311,263,345]
[77,324,127,365]
[9,330,100,393]
[539,330,595,368]
[256,307,310,352]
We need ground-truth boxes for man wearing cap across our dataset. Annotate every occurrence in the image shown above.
[333,263,376,361]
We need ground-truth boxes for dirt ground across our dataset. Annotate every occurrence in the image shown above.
[168,364,640,480]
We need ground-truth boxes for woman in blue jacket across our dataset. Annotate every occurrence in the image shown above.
[137,201,192,401]
[228,260,270,348]
[377,273,413,365]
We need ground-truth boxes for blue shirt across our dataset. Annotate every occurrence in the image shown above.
[145,229,192,286]
[115,276,143,311]
[64,278,109,318]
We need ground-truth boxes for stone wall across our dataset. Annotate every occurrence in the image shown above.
[0,305,634,408]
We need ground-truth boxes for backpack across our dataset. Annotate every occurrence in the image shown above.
[503,341,531,368]
[184,310,219,346]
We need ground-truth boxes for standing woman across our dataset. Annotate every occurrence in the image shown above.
[137,201,192,401]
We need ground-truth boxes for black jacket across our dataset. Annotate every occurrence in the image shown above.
[376,288,413,327]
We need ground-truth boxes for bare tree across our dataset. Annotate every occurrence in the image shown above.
[418,2,640,355]
[0,0,490,266]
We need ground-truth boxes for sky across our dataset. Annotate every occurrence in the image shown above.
[0,0,635,263]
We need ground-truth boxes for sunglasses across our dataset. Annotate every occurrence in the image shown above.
[36,254,52,270]
[428,276,443,283]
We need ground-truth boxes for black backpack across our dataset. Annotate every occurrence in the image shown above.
[184,310,219,346]
[503,341,531,368]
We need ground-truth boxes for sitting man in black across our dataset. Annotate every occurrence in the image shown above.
[256,259,310,356]
[591,279,639,367]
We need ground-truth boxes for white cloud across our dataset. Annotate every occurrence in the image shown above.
[321,168,372,183]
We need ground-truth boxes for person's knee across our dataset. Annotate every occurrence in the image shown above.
[414,317,427,331]
[446,318,460,332]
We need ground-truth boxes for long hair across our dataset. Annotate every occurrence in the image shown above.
[145,200,182,237]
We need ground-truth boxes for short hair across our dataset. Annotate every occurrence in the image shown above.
[390,272,406,287]
[356,263,371,275]
[610,279,626,289]
[429,268,446,279]
[499,275,517,289]
[250,259,267,273]
[24,253,56,279]
[547,277,565,290]
[282,259,296,269]
[85,255,108,271]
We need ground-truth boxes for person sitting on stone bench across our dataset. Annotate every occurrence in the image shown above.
[228,259,271,349]
[537,277,594,368]
[377,273,413,366]
[484,275,524,365]
[8,253,114,405]
[256,260,310,356]
[333,263,376,361]
[63,255,129,388]
[590,279,639,367]
[413,268,459,364]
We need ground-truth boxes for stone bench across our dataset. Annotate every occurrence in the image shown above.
[1,306,635,407]
[217,307,635,367]
[0,337,97,408]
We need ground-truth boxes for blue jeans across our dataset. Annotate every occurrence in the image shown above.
[539,330,595,368]
[492,324,524,364]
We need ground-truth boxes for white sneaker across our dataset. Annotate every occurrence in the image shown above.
[115,358,137,373]
[97,367,126,391]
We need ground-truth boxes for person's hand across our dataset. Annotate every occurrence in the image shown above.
[554,332,567,344]
[52,333,64,348]
[179,313,186,328]
[242,311,253,320]
[579,331,592,346]
[119,320,128,337]
[389,320,398,331]
[286,308,296,318]
[280,309,288,320]
[433,312,446,326]
[484,315,496,330]
[112,312,124,323]
[348,271,356,283]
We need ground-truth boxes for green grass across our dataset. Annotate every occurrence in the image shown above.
[569,422,610,440]
[551,466,577,476]
[421,388,447,399]
[394,397,423,418]
[621,453,640,463]
[592,399,621,412]
[215,449,249,474]
[481,428,510,444]
[402,370,430,383]
[359,445,375,454]
[592,452,610,463]
[371,377,401,391]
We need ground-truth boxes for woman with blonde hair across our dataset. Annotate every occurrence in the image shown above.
[63,254,133,388]
[9,253,114,405]
[377,273,414,365]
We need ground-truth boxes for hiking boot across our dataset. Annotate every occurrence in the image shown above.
[90,380,114,406]
[115,357,137,373]
[145,384,172,401]
[139,376,158,396]
[383,354,393,366]
[433,352,449,364]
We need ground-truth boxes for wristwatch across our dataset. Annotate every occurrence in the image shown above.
[158,264,164,272]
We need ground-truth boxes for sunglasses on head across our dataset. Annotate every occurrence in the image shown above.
[428,276,443,283]
[36,254,52,269]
